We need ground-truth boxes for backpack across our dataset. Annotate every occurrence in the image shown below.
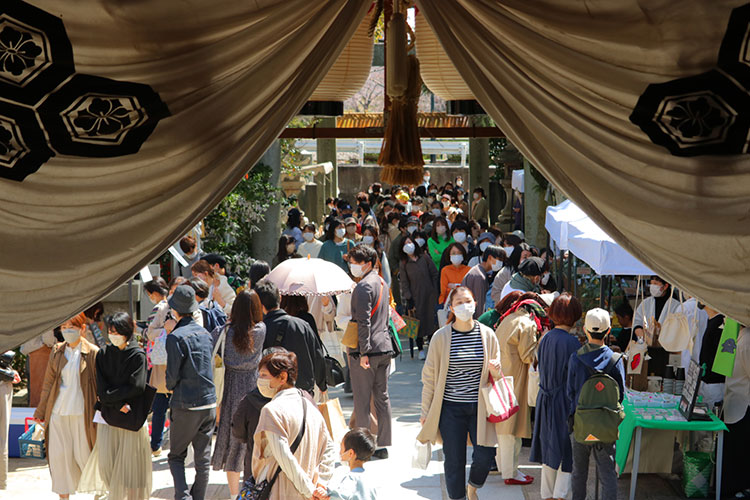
[573,350,625,444]
[201,302,227,333]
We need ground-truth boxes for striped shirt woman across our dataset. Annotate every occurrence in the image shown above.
[444,321,484,403]
[417,286,503,500]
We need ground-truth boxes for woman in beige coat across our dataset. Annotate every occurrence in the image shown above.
[494,292,545,486]
[34,312,99,499]
[417,286,502,500]
[252,350,336,500]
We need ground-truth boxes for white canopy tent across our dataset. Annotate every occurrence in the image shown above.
[545,199,587,251]
[546,200,653,276]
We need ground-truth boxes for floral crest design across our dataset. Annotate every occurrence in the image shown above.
[0,122,16,158]
[631,4,750,156]
[663,96,731,141]
[73,98,133,138]
[0,25,42,78]
[0,0,169,181]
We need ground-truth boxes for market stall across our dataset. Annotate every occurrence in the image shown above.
[617,390,727,500]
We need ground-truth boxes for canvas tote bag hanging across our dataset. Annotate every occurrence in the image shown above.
[482,372,519,423]
[659,291,691,352]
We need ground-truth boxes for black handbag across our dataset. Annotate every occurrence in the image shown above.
[239,392,307,500]
[388,320,402,359]
[100,384,157,431]
[320,341,345,388]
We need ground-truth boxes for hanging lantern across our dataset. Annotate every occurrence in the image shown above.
[300,15,375,116]
[414,13,484,115]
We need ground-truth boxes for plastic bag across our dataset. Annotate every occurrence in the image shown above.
[412,440,431,470]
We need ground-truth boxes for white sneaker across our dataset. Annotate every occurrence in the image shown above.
[418,350,426,360]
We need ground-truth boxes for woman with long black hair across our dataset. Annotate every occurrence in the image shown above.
[272,234,301,267]
[211,289,267,498]
[399,234,438,358]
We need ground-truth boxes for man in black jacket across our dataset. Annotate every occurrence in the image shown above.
[255,281,328,396]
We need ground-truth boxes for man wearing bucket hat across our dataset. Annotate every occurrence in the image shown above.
[165,285,217,500]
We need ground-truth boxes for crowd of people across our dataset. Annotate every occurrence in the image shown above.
[0,171,747,500]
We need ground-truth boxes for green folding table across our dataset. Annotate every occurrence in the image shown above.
[616,397,728,500]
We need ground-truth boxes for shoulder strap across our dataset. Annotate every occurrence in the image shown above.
[370,277,385,317]
[605,352,623,373]
[267,392,308,488]
[220,324,228,359]
[578,349,622,377]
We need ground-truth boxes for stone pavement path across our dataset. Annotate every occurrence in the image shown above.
[7,344,684,499]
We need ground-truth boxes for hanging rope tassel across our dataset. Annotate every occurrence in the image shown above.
[379,9,424,186]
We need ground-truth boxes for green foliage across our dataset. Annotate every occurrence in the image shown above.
[202,117,311,278]
[281,117,318,181]
[489,137,509,180]
[577,270,627,313]
[202,163,282,278]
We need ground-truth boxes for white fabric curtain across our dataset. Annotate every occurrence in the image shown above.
[0,0,371,348]
[417,0,750,323]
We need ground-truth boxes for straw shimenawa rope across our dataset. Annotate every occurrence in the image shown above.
[379,7,424,186]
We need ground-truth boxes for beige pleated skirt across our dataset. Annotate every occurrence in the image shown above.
[79,422,153,500]
[48,414,91,495]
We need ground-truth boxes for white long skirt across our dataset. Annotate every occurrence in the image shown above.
[79,422,152,500]
[48,414,91,495]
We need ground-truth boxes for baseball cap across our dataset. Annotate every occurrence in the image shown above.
[584,308,611,334]
[539,291,560,307]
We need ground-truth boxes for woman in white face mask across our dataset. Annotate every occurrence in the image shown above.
[253,350,336,500]
[318,218,355,274]
[417,287,503,500]
[79,312,152,500]
[34,312,99,500]
[632,276,681,378]
[399,236,439,359]
[439,243,471,306]
[427,216,452,269]
[297,223,323,258]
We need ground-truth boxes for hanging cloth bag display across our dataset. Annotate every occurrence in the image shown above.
[627,277,648,375]
[212,324,228,408]
[659,291,691,352]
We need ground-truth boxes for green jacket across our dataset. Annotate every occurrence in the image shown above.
[427,236,453,269]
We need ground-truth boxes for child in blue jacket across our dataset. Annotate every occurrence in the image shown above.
[566,308,625,500]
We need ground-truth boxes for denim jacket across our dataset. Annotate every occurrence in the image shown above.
[166,317,216,409]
